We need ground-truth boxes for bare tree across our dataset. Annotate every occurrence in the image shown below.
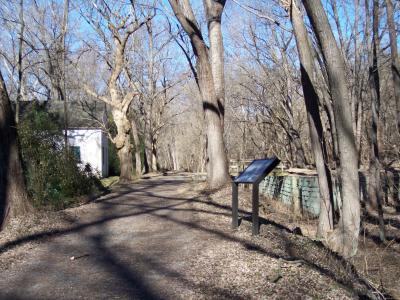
[15,0,25,124]
[302,0,360,257]
[205,0,226,128]
[385,0,400,136]
[168,0,229,188]
[288,0,334,238]
[138,18,180,173]
[130,114,142,175]
[61,0,69,148]
[368,0,385,241]
[78,1,152,182]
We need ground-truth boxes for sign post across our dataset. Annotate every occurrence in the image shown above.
[232,182,239,229]
[252,183,259,235]
[232,157,280,235]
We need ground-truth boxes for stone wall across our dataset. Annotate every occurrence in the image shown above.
[260,175,323,216]
[259,170,399,216]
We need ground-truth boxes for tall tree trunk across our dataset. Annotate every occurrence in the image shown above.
[112,109,133,182]
[368,0,385,241]
[151,138,158,172]
[130,119,142,176]
[16,0,25,124]
[145,20,156,173]
[290,0,334,238]
[61,0,69,148]
[168,0,229,188]
[144,122,153,173]
[0,70,31,230]
[353,0,363,161]
[290,128,308,167]
[199,54,229,187]
[303,0,360,257]
[385,0,400,135]
[311,44,339,167]
[356,100,363,162]
[204,0,226,129]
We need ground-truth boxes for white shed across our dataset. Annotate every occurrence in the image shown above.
[67,128,109,178]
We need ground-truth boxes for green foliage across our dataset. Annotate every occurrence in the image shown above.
[18,103,102,210]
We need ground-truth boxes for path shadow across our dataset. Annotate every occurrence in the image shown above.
[0,175,391,299]
[1,176,249,299]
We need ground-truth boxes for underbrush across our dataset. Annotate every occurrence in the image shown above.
[18,103,104,211]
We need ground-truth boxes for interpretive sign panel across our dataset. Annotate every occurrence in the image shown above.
[232,156,280,235]
[234,157,280,184]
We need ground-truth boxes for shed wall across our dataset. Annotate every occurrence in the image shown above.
[67,129,106,177]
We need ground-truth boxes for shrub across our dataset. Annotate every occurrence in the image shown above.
[18,103,102,210]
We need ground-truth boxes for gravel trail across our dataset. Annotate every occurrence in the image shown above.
[0,174,357,299]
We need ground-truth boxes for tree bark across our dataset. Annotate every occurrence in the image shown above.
[199,55,229,188]
[310,44,339,167]
[290,0,334,238]
[77,1,149,182]
[144,20,157,173]
[130,119,142,176]
[204,0,226,128]
[290,128,308,167]
[303,0,360,257]
[144,121,153,173]
[353,0,363,161]
[61,0,69,148]
[168,0,229,188]
[0,70,31,230]
[385,0,400,136]
[151,138,158,172]
[16,0,25,124]
[112,109,134,182]
[368,0,385,241]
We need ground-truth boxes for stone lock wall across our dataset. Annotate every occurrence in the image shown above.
[259,171,399,216]
[229,159,400,216]
[260,175,324,216]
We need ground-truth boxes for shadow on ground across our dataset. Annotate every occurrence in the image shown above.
[0,175,391,299]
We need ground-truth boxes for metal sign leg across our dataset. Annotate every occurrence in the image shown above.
[252,183,259,235]
[232,182,239,229]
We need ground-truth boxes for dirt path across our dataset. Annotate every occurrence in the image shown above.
[0,175,373,299]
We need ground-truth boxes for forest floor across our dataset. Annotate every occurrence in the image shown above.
[216,184,400,300]
[0,173,397,299]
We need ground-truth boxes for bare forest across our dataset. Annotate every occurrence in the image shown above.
[1,0,400,298]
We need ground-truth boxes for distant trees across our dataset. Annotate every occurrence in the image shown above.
[137,18,181,174]
[235,20,308,167]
